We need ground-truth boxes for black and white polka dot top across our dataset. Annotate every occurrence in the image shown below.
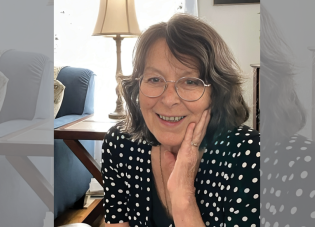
[102,124,260,227]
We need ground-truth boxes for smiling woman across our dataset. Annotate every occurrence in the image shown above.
[102,14,260,227]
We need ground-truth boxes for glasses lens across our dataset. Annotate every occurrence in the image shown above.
[176,77,205,101]
[140,74,165,97]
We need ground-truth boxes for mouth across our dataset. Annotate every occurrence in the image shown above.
[156,113,186,122]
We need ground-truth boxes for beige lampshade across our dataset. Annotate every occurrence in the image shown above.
[93,0,141,37]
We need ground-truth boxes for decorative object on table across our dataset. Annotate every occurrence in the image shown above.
[54,66,67,118]
[54,80,65,118]
[92,0,141,119]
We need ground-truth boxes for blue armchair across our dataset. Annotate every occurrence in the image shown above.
[54,66,96,219]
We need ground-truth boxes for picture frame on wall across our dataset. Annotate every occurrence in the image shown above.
[214,0,260,4]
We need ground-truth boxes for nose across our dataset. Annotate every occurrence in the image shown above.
[160,81,181,107]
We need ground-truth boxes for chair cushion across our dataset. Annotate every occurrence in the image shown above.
[0,71,9,112]
[54,80,65,118]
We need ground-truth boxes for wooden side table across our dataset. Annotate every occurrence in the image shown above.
[54,115,117,226]
[250,64,260,131]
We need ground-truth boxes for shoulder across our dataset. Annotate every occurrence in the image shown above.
[102,123,151,157]
[102,124,130,149]
[204,125,260,164]
[226,124,259,142]
[211,125,259,149]
[228,125,259,152]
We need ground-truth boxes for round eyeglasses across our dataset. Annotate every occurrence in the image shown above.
[136,74,211,102]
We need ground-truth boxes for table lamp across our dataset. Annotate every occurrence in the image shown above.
[93,0,141,119]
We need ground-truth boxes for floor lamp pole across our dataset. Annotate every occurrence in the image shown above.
[109,35,126,119]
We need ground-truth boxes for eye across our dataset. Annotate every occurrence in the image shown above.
[184,78,202,86]
[185,79,196,85]
[142,74,164,84]
[177,77,204,90]
[148,77,161,83]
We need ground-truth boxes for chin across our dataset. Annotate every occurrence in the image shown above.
[155,133,183,149]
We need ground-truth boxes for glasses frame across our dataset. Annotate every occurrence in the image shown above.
[136,75,211,102]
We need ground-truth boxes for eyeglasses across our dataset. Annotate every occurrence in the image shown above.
[136,74,211,102]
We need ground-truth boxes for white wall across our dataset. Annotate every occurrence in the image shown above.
[198,0,260,128]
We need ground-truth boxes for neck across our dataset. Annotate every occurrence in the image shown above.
[160,144,180,154]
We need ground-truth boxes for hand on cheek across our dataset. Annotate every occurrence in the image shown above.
[166,109,211,199]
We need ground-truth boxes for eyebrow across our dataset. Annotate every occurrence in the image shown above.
[144,66,199,77]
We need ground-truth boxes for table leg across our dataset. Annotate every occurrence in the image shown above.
[63,140,103,186]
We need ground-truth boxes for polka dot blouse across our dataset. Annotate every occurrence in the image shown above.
[102,124,260,227]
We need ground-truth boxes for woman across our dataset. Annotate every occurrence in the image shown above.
[102,14,260,227]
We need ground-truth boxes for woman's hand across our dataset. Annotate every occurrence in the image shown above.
[166,109,211,204]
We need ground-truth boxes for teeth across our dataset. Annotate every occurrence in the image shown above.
[159,114,184,122]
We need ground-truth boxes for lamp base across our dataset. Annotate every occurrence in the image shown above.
[108,111,125,120]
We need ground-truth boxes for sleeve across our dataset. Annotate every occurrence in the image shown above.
[102,126,129,224]
[223,133,260,227]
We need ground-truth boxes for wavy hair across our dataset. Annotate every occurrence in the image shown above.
[119,14,249,147]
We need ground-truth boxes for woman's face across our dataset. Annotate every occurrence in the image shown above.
[139,39,211,151]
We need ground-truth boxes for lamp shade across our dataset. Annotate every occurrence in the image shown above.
[93,0,141,37]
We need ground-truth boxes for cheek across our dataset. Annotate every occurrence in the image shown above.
[139,94,156,117]
[186,96,211,116]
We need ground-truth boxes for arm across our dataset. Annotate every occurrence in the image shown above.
[102,126,130,225]
[223,133,260,226]
[171,194,205,227]
[167,110,210,227]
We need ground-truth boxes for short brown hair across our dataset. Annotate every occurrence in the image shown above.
[120,13,249,147]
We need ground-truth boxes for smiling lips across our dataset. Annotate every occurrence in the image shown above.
[157,114,185,122]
